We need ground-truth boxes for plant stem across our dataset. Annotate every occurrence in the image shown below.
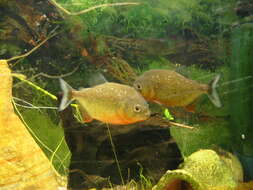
[106,124,125,186]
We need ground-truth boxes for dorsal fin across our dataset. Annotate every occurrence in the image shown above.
[87,72,108,87]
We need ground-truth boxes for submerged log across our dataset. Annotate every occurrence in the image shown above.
[58,97,183,189]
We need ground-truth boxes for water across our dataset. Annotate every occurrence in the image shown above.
[0,0,252,189]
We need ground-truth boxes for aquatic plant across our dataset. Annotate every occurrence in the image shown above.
[229,22,253,180]
[138,162,153,190]
[163,109,175,121]
[62,0,237,38]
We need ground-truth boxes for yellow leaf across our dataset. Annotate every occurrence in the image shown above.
[0,60,67,189]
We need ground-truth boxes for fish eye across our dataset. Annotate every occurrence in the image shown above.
[134,104,141,112]
[135,83,142,90]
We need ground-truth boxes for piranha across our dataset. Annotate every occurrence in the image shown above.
[133,69,221,109]
[59,79,150,125]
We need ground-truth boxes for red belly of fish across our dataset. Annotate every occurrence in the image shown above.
[97,114,136,125]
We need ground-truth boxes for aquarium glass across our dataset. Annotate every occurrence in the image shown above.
[0,0,252,189]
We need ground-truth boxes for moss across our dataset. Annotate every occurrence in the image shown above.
[154,149,243,190]
[0,43,22,57]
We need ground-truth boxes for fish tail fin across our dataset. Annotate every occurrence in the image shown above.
[59,78,74,111]
[207,74,222,108]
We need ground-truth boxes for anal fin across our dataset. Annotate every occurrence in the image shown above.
[185,103,196,113]
[78,104,93,123]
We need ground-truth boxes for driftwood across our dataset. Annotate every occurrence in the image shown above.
[57,94,184,189]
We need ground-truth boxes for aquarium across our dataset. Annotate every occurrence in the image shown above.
[0,0,252,189]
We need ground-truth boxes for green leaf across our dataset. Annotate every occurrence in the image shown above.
[21,109,71,175]
[164,108,174,121]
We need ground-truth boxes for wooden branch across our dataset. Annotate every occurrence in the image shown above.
[169,121,195,130]
[140,114,195,130]
[49,0,140,16]
[7,31,58,62]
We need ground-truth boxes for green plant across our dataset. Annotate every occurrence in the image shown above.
[137,162,153,190]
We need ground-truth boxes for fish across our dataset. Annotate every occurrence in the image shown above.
[59,79,150,125]
[133,69,221,108]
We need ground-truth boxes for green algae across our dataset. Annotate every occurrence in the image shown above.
[153,149,243,190]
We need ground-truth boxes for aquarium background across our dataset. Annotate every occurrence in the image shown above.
[0,0,252,189]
